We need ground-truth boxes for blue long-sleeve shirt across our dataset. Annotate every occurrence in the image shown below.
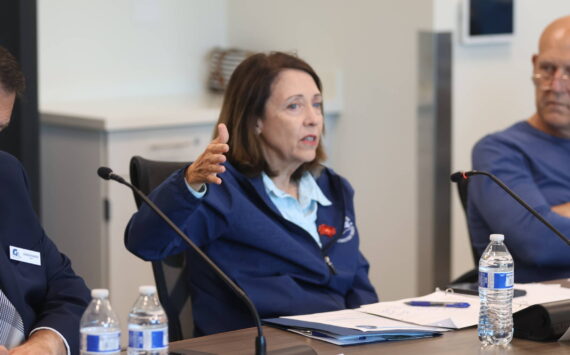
[124,162,378,335]
[469,121,570,282]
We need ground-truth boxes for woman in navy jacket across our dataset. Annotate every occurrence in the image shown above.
[125,52,378,336]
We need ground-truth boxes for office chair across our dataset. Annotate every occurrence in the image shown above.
[449,176,479,284]
[129,155,194,341]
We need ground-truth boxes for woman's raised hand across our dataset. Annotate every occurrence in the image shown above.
[185,123,229,191]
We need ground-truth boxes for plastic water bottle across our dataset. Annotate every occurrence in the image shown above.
[80,288,121,354]
[128,285,168,355]
[478,234,514,346]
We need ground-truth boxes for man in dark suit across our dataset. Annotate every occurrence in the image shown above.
[0,46,90,355]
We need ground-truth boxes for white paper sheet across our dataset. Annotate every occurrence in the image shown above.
[358,283,570,330]
[358,291,479,329]
[283,309,449,333]
[512,283,570,312]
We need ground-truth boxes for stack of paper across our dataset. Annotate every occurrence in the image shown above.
[360,283,570,330]
[264,282,570,345]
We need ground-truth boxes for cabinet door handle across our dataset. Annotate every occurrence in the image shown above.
[148,140,199,151]
[103,198,110,222]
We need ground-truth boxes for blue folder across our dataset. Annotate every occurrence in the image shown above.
[263,317,443,346]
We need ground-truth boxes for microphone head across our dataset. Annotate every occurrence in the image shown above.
[450,171,466,182]
[97,166,113,180]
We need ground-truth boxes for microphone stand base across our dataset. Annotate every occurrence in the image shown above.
[169,344,317,355]
[268,345,317,355]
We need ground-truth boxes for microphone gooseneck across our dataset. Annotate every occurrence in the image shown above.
[98,166,317,355]
[451,170,570,246]
[97,166,267,355]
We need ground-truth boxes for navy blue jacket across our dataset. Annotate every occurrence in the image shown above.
[125,163,378,335]
[0,151,90,353]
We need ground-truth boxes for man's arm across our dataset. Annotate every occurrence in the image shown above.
[6,329,65,355]
[470,136,570,267]
[31,234,90,355]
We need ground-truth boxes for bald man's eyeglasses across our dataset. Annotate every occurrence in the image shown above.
[532,72,570,91]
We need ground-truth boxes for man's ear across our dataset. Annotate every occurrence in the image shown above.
[532,54,538,67]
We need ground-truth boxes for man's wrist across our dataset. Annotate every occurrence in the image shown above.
[26,328,68,355]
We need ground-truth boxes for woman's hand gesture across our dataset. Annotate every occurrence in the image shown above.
[185,123,230,191]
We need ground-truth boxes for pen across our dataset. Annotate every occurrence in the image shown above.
[405,301,470,308]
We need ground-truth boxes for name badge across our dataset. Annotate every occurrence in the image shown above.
[9,246,41,266]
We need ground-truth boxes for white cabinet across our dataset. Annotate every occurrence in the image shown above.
[40,96,220,342]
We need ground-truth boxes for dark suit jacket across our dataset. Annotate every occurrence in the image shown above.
[0,151,90,354]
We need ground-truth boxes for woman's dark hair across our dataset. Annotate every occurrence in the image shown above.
[0,46,25,95]
[217,51,326,181]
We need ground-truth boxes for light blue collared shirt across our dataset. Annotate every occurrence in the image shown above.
[262,172,332,247]
[185,172,332,247]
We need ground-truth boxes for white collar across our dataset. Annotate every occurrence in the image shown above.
[262,172,332,208]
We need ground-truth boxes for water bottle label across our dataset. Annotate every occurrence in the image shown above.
[128,326,168,350]
[81,331,121,353]
[479,271,514,289]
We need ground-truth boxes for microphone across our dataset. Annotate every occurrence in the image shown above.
[451,170,570,246]
[452,170,570,341]
[97,166,127,184]
[97,167,316,355]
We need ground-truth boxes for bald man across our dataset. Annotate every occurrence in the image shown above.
[467,16,570,283]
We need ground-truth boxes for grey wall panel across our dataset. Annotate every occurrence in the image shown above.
[0,0,40,213]
[417,31,452,293]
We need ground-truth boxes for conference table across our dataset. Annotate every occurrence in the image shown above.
[166,325,570,355]
[165,279,570,354]
[121,279,570,354]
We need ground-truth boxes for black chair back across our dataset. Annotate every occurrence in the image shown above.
[450,176,479,284]
[129,155,193,341]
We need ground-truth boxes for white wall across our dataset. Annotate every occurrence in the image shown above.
[227,0,433,300]
[433,0,570,279]
[39,0,570,304]
[37,0,228,341]
[38,0,228,104]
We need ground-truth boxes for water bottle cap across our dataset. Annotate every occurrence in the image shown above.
[91,288,109,298]
[139,285,157,295]
[490,234,504,242]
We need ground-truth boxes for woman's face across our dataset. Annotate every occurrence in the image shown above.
[257,69,323,175]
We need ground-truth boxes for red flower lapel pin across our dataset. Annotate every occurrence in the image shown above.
[318,224,337,238]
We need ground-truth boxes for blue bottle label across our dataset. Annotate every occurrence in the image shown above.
[80,330,121,353]
[128,326,168,350]
[479,271,514,289]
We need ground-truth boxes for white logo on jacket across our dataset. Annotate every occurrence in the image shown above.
[337,216,355,243]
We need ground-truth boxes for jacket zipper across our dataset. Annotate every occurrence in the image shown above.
[323,255,337,275]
